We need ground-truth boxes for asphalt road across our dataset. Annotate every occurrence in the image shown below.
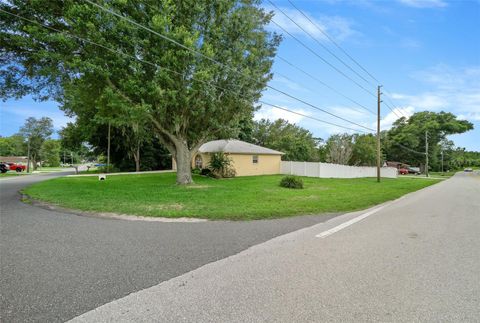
[71,172,480,322]
[0,173,336,322]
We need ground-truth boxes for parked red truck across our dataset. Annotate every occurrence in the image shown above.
[6,163,26,172]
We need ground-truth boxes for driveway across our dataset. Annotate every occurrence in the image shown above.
[0,173,335,322]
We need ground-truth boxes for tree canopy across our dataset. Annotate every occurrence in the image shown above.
[249,118,322,161]
[384,111,473,169]
[1,0,280,184]
[18,117,54,170]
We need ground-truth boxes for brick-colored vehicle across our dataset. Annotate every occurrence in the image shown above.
[398,168,409,175]
[7,163,26,172]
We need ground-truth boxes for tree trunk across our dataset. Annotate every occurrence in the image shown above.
[32,154,38,170]
[175,142,193,185]
[107,122,111,173]
[134,144,140,172]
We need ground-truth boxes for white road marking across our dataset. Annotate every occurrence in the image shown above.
[315,205,386,238]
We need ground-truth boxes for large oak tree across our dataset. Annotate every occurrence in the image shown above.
[1,0,280,184]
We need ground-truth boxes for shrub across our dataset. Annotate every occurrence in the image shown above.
[192,167,201,175]
[200,168,212,176]
[208,152,236,178]
[280,175,304,189]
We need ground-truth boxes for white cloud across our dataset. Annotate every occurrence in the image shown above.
[398,0,448,8]
[376,106,415,130]
[272,75,306,92]
[254,105,309,124]
[390,65,480,121]
[390,93,447,110]
[266,6,358,42]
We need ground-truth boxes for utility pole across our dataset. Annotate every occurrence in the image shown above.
[425,130,429,177]
[377,85,382,183]
[26,138,31,173]
[107,121,111,173]
[441,150,444,173]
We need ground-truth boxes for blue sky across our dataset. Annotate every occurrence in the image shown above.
[1,0,479,150]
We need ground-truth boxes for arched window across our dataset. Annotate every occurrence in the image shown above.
[195,155,203,169]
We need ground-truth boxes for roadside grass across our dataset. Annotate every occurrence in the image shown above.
[429,171,457,178]
[22,173,441,220]
[78,167,100,174]
[0,172,29,178]
[402,170,461,179]
[35,167,71,172]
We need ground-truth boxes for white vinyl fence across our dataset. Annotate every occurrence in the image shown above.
[280,161,397,179]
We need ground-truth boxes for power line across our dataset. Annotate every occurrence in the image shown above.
[270,19,376,99]
[258,102,369,133]
[82,0,375,131]
[269,0,373,87]
[392,141,426,155]
[277,55,375,115]
[382,89,410,118]
[0,8,372,135]
[383,102,403,119]
[285,0,412,119]
[286,0,380,84]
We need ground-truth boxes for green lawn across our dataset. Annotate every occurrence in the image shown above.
[23,173,441,220]
[35,167,72,172]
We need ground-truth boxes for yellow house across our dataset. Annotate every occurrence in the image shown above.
[172,139,284,176]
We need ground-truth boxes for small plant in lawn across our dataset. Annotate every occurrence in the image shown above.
[192,167,202,175]
[280,175,304,189]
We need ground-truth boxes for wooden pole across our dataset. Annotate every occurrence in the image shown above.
[377,85,382,182]
[26,138,31,173]
[107,122,111,173]
[425,130,429,177]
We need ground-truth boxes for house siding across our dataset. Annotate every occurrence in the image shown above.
[228,154,281,176]
[172,153,281,176]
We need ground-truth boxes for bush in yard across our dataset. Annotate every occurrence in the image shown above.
[192,167,201,175]
[280,176,304,189]
[208,153,236,178]
[200,168,212,177]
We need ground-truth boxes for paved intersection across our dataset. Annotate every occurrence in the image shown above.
[0,173,335,322]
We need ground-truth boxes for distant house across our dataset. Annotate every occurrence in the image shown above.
[0,156,29,164]
[172,139,284,176]
[385,161,410,169]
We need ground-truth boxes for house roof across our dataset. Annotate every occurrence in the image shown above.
[0,156,29,164]
[199,140,284,155]
[386,161,410,168]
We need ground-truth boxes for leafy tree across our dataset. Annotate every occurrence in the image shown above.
[350,134,377,166]
[316,138,327,162]
[384,111,473,169]
[446,148,480,170]
[40,139,61,167]
[250,119,321,161]
[1,1,280,184]
[325,133,353,165]
[0,135,26,156]
[18,117,54,170]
